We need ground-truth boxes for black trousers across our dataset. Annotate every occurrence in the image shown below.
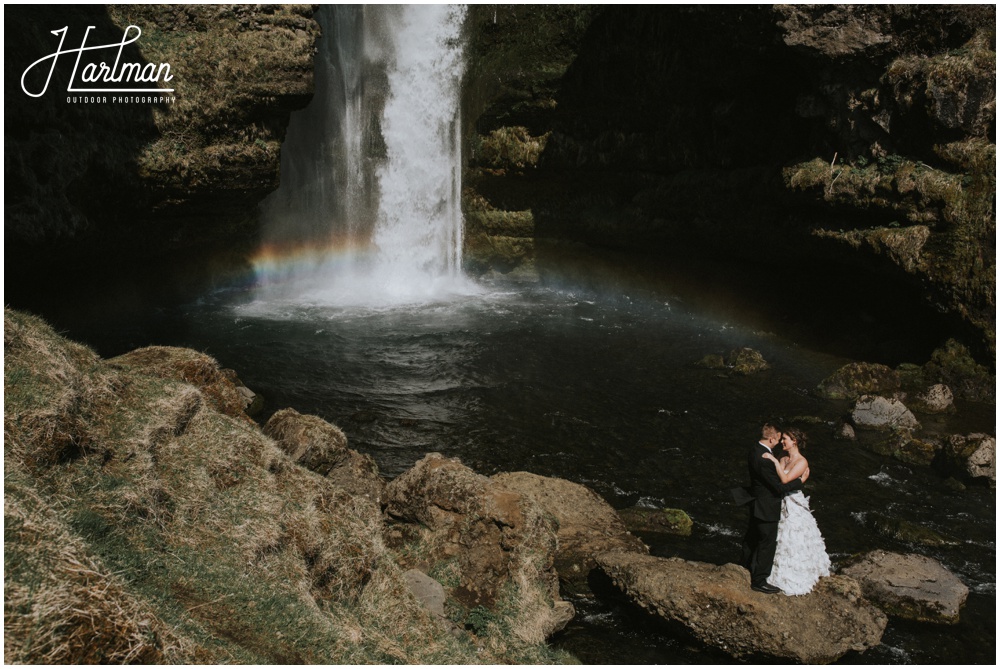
[740,515,779,586]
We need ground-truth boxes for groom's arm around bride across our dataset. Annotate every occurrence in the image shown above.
[739,422,803,593]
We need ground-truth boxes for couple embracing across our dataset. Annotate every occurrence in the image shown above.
[737,422,831,595]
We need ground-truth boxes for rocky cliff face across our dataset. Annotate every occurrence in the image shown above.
[6,6,994,363]
[463,5,995,360]
[5,5,320,300]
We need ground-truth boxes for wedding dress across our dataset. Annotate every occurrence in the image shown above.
[769,491,831,595]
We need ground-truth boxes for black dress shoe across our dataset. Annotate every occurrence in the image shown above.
[751,582,782,594]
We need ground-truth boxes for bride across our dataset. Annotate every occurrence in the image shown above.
[761,427,831,595]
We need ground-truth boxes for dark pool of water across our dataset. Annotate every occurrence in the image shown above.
[45,277,996,664]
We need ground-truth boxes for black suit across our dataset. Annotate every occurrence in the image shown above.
[739,441,803,587]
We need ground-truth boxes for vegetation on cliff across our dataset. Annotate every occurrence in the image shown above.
[5,5,320,299]
[784,23,995,356]
[3,308,569,664]
[461,5,995,360]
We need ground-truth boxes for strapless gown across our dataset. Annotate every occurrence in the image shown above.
[769,490,831,595]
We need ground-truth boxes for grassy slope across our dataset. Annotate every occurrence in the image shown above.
[3,308,567,664]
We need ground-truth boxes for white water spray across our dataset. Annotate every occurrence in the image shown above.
[255,5,476,307]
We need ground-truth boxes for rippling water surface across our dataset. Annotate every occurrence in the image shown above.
[87,278,995,664]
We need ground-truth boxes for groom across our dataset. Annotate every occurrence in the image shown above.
[738,422,804,594]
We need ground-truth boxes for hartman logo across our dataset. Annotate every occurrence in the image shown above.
[21,25,176,103]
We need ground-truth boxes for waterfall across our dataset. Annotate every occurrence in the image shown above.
[253,5,475,306]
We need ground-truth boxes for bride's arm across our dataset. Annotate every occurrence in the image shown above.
[762,453,808,484]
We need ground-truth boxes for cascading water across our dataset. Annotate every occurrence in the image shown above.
[253,5,475,306]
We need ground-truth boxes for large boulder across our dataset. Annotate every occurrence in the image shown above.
[814,362,901,400]
[851,395,920,430]
[942,433,996,484]
[839,551,969,624]
[922,339,995,403]
[263,408,384,502]
[908,383,954,414]
[727,347,770,375]
[596,552,886,664]
[867,428,941,466]
[492,471,647,587]
[384,454,573,641]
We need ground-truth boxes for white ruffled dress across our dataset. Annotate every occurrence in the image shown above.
[769,491,831,595]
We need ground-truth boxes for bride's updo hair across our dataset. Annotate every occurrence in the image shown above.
[785,427,808,450]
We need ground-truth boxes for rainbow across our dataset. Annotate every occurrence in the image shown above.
[249,239,373,289]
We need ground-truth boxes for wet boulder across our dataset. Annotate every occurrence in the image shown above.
[618,506,693,537]
[595,552,886,664]
[942,433,996,484]
[695,353,727,369]
[867,428,941,466]
[909,383,954,414]
[862,513,960,547]
[384,454,573,641]
[263,408,384,501]
[834,421,857,441]
[922,339,994,403]
[727,347,770,375]
[839,550,969,624]
[815,362,901,400]
[493,472,648,588]
[851,395,920,430]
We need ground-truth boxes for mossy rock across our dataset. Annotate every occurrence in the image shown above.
[866,428,940,466]
[464,233,535,274]
[727,348,769,376]
[695,354,726,370]
[895,363,926,389]
[815,362,901,400]
[922,339,994,403]
[866,513,960,547]
[464,209,536,237]
[618,507,693,537]
[474,126,551,170]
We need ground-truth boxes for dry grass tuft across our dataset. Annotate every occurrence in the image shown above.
[4,462,189,664]
[4,309,114,468]
[109,345,249,419]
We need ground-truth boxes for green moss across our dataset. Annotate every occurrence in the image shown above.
[867,428,941,467]
[465,209,536,237]
[815,362,902,400]
[475,127,551,170]
[923,339,994,402]
[868,513,960,547]
[727,347,769,375]
[695,354,726,370]
[619,507,693,537]
[465,5,600,125]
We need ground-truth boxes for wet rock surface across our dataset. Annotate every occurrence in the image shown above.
[815,362,901,400]
[851,395,920,430]
[595,552,887,664]
[943,433,996,484]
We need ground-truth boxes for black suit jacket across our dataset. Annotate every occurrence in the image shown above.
[746,442,803,521]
